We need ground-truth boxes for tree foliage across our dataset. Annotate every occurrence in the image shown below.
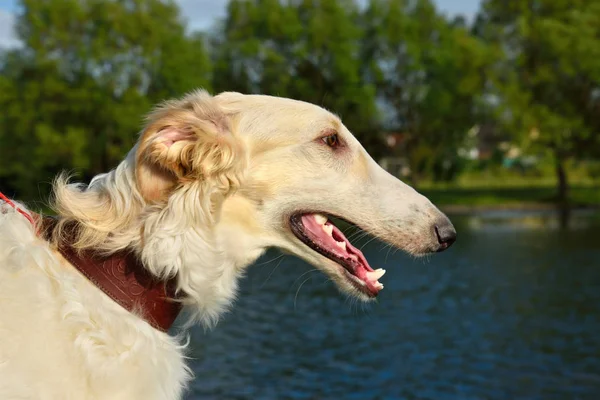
[0,0,211,198]
[362,0,494,183]
[1,0,597,205]
[476,0,600,203]
[213,0,380,148]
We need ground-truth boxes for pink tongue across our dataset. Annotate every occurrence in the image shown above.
[300,215,373,272]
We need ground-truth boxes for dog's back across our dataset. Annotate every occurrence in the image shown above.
[0,204,189,400]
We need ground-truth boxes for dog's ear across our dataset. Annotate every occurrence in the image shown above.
[136,90,244,203]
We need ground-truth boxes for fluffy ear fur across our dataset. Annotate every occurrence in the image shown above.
[136,90,245,203]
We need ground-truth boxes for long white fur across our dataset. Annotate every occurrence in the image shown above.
[0,90,448,399]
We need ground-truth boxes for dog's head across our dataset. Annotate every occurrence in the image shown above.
[134,90,455,303]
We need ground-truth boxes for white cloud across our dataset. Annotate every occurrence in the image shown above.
[0,9,19,49]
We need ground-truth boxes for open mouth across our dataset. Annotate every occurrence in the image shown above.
[289,213,385,297]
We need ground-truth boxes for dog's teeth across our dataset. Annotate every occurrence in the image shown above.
[323,224,333,236]
[366,268,386,281]
[375,283,384,290]
[313,214,328,225]
[336,240,347,250]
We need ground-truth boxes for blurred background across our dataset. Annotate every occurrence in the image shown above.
[1,0,599,399]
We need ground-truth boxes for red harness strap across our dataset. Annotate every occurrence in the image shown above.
[0,192,36,226]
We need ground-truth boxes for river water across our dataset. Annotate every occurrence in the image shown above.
[184,210,600,399]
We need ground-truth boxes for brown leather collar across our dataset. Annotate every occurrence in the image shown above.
[41,217,182,332]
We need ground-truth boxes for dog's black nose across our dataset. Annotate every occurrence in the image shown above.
[435,219,457,251]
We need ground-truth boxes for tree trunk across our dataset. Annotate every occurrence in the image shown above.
[554,151,570,229]
[555,152,569,207]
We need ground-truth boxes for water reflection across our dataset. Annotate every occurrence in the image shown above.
[183,210,600,400]
[461,209,600,232]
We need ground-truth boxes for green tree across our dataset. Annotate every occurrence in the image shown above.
[361,0,493,184]
[213,0,381,149]
[0,0,211,199]
[476,0,600,206]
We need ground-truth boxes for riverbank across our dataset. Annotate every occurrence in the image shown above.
[420,185,600,214]
[439,203,600,215]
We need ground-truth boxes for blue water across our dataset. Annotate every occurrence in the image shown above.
[183,211,600,399]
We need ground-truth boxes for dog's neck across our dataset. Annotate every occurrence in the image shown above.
[50,153,260,328]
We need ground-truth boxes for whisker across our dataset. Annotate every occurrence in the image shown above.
[385,244,393,263]
[260,256,286,289]
[291,268,319,288]
[294,275,315,310]
[256,253,284,266]
[345,229,368,241]
[341,225,360,237]
[359,235,378,251]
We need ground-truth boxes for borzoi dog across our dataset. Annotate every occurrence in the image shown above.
[0,91,455,400]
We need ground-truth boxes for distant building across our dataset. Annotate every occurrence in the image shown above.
[379,131,410,177]
[458,123,505,161]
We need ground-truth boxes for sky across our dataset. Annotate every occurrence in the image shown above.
[0,0,482,48]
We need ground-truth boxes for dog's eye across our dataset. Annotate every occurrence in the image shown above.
[322,133,339,148]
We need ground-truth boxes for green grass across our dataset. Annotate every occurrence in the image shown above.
[420,185,600,208]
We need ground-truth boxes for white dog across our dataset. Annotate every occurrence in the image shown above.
[0,90,455,400]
